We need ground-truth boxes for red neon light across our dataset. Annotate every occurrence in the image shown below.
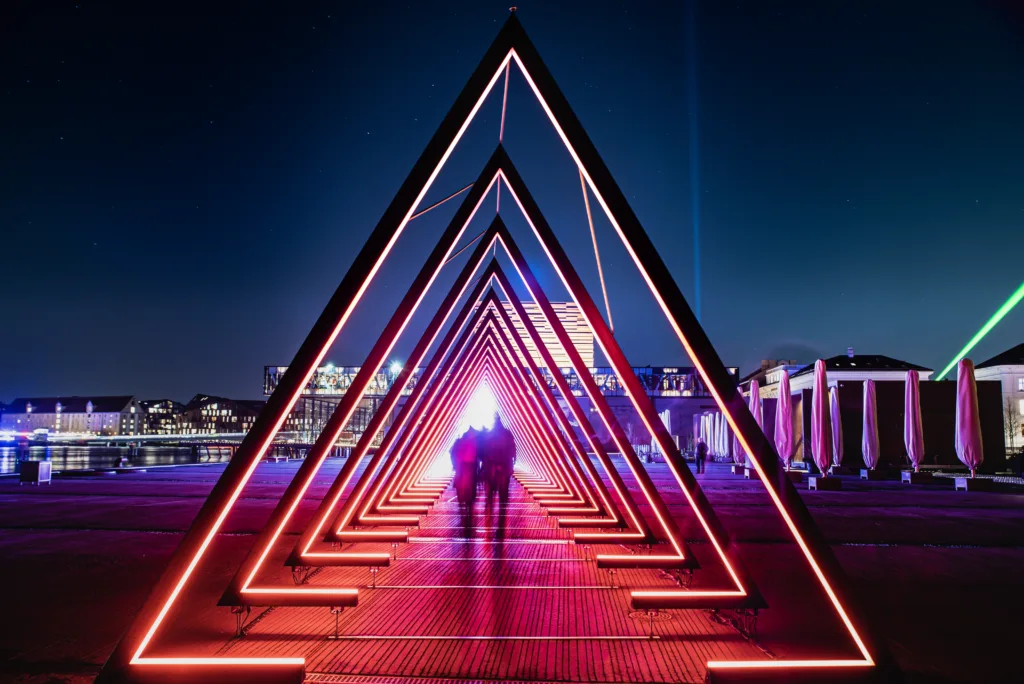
[115,22,878,676]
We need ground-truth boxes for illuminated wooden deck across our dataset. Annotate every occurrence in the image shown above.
[12,459,1021,681]
[218,480,764,682]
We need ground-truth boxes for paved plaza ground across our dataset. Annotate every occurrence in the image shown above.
[1,459,1022,683]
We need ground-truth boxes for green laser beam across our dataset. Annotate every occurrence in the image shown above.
[935,280,1024,380]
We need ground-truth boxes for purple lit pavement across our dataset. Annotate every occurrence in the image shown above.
[2,460,1023,682]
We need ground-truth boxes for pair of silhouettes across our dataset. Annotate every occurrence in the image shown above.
[450,415,516,535]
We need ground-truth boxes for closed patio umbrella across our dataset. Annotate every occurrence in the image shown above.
[904,370,925,472]
[862,379,880,470]
[748,380,763,428]
[955,359,984,478]
[716,411,724,458]
[703,413,714,456]
[829,385,843,471]
[747,380,762,468]
[774,370,794,469]
[811,359,832,475]
[696,411,704,454]
[732,394,745,465]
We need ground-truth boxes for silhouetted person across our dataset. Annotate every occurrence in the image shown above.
[479,415,514,538]
[452,428,480,536]
[695,439,708,474]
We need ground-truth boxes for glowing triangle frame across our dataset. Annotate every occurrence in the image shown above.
[99,14,894,681]
[272,245,617,574]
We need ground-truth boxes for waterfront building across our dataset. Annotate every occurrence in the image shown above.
[139,399,184,435]
[0,396,143,436]
[975,342,1024,451]
[177,394,265,434]
[285,396,341,441]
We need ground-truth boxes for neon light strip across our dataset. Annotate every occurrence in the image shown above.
[499,191,734,579]
[496,233,664,547]
[250,176,499,578]
[475,327,594,505]
[363,336,526,521]
[129,52,513,667]
[481,351,583,501]
[488,275,624,523]
[486,297,616,518]
[372,306,579,511]
[479,309,606,511]
[299,263,503,547]
[385,323,581,505]
[508,50,873,667]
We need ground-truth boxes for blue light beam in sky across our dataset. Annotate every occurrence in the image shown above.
[685,0,702,322]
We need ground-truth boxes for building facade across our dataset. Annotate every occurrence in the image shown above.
[177,394,265,434]
[975,342,1024,452]
[0,396,143,436]
[139,399,185,435]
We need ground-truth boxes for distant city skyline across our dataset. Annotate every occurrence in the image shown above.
[3,1,1023,400]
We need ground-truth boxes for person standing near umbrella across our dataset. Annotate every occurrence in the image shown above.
[695,437,708,474]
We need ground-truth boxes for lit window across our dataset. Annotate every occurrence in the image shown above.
[1018,378,1024,392]
[1020,399,1024,416]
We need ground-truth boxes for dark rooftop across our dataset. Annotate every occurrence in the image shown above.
[977,343,1024,368]
[5,396,135,414]
[183,394,266,413]
[790,354,931,378]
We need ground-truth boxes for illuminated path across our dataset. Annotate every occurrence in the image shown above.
[217,474,764,682]
[4,459,1024,680]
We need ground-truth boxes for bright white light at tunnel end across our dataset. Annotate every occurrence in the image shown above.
[456,381,498,435]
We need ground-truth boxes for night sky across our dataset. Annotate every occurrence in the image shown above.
[3,1,1023,402]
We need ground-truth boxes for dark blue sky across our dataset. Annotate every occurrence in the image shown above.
[3,1,1023,401]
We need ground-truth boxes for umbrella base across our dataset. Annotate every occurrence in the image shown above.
[744,467,756,479]
[785,470,804,483]
[730,464,745,475]
[860,468,888,481]
[955,476,991,492]
[809,475,842,491]
[901,470,932,484]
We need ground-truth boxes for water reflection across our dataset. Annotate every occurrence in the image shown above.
[0,445,234,475]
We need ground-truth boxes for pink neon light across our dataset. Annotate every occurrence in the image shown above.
[474,335,588,501]
[296,240,508,558]
[508,50,873,667]
[387,325,577,501]
[378,317,581,507]
[489,266,650,538]
[481,309,609,512]
[128,51,513,668]
[481,341,595,505]
[127,38,874,675]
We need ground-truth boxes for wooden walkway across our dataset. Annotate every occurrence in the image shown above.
[220,480,764,682]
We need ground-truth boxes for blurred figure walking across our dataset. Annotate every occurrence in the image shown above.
[451,427,480,536]
[483,414,516,507]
